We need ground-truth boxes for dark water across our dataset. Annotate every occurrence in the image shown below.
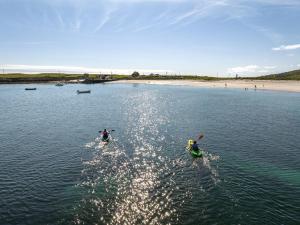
[0,83,299,225]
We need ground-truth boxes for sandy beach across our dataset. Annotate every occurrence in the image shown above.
[112,80,300,93]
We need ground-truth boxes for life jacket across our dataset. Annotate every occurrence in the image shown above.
[192,143,199,151]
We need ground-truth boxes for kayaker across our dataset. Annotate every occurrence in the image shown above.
[191,140,199,152]
[101,129,109,141]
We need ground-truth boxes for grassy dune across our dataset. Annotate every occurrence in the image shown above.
[0,73,224,83]
[1,69,300,83]
[255,69,300,80]
[112,75,222,81]
[0,73,84,83]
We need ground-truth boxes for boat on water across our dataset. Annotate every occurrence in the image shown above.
[77,90,91,94]
[186,139,204,158]
[55,83,64,86]
[25,88,37,90]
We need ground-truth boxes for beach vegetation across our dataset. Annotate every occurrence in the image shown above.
[131,71,140,78]
[255,69,300,80]
[1,69,300,83]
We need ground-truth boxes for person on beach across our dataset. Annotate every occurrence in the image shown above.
[191,140,200,152]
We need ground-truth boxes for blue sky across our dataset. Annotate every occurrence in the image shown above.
[1,0,300,76]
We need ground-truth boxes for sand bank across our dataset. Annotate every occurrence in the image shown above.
[112,80,300,93]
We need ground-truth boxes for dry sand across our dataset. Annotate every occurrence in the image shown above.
[112,80,300,93]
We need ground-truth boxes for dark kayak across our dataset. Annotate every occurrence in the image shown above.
[102,137,109,142]
[101,135,110,145]
[77,90,91,94]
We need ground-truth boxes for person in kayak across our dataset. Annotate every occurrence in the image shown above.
[101,129,109,141]
[191,140,200,152]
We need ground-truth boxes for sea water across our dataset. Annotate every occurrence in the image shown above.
[0,83,299,225]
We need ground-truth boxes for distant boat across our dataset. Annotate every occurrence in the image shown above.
[77,90,91,94]
[25,88,37,90]
[55,83,64,86]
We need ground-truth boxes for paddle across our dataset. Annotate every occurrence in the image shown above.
[198,133,204,140]
[98,129,115,133]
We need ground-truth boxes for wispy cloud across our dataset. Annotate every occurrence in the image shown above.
[228,65,259,74]
[94,7,117,32]
[287,53,295,57]
[168,0,300,26]
[170,1,231,26]
[227,65,277,75]
[72,20,81,31]
[248,25,283,43]
[109,0,300,5]
[3,41,53,45]
[252,0,300,6]
[55,9,65,29]
[264,66,277,69]
[272,44,300,51]
[2,64,173,75]
[7,0,299,34]
[108,0,188,2]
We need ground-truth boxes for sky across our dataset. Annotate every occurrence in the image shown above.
[0,0,300,76]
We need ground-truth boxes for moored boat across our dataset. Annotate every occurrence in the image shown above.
[25,88,37,90]
[77,90,91,94]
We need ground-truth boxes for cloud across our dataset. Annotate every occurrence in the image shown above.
[227,65,277,76]
[2,64,173,75]
[72,20,81,31]
[6,0,300,35]
[263,66,277,69]
[227,65,259,74]
[94,7,117,32]
[248,25,283,43]
[109,0,300,5]
[108,0,188,3]
[170,1,232,26]
[42,0,298,32]
[3,41,53,45]
[252,0,300,6]
[272,44,300,51]
[287,53,295,57]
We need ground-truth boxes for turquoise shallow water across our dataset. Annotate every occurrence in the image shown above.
[0,83,299,225]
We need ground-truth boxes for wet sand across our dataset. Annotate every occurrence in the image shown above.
[112,80,300,93]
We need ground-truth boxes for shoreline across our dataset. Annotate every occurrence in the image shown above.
[1,79,300,93]
[0,79,112,84]
[112,80,300,93]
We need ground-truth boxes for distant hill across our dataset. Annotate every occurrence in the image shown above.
[256,69,300,80]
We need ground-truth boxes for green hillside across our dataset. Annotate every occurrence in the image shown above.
[256,69,300,80]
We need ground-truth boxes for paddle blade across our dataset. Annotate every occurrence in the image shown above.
[198,133,204,140]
